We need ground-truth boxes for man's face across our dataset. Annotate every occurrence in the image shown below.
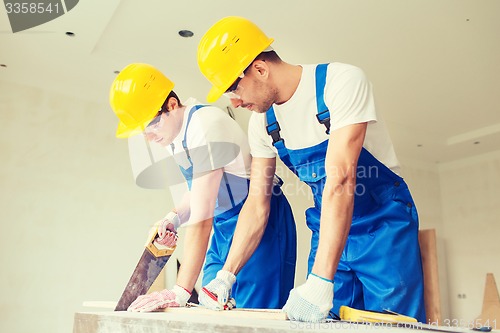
[144,104,184,146]
[226,65,276,113]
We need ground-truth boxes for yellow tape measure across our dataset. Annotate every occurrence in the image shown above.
[339,305,418,323]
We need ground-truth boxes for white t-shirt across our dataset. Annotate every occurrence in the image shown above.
[248,63,401,174]
[170,98,252,179]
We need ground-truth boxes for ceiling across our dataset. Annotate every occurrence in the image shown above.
[1,0,499,164]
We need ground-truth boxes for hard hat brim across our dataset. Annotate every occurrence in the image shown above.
[207,85,224,103]
[116,121,145,138]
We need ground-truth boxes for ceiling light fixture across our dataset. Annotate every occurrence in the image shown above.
[66,31,75,37]
[178,30,194,38]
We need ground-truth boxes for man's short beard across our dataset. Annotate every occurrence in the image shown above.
[255,83,277,113]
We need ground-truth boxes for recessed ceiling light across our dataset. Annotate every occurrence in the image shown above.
[178,30,194,38]
[66,31,75,37]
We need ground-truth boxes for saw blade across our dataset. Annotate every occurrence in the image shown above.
[114,248,171,311]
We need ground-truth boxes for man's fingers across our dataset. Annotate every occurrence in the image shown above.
[128,295,156,312]
[157,219,170,239]
[156,231,177,247]
[199,288,224,310]
[225,298,236,310]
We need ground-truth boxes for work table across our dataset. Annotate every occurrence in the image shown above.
[73,310,483,333]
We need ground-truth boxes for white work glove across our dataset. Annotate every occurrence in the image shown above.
[199,270,237,310]
[154,211,180,247]
[283,273,334,322]
[127,285,191,312]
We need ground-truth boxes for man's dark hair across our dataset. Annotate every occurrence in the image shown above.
[254,50,281,63]
[166,90,183,107]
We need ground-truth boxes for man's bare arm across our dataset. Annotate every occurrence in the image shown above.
[312,122,367,280]
[222,157,277,275]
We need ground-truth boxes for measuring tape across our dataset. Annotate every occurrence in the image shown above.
[339,305,418,323]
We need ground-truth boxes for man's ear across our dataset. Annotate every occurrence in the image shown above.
[252,60,269,79]
[166,96,179,111]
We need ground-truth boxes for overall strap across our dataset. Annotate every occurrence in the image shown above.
[179,105,236,209]
[264,63,331,172]
[315,63,331,134]
[180,104,206,167]
[265,107,297,175]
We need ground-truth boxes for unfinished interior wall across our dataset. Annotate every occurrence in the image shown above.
[0,80,173,333]
[438,151,500,323]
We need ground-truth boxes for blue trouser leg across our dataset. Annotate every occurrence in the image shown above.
[203,187,297,309]
[307,183,426,322]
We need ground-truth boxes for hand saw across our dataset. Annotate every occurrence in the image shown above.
[114,228,176,311]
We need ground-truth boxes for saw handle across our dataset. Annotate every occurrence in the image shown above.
[145,228,176,257]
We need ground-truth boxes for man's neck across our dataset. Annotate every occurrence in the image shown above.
[274,63,303,105]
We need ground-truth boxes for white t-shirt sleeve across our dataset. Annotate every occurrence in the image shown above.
[186,107,245,174]
[248,113,277,158]
[325,64,377,132]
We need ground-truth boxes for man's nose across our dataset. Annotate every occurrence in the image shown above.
[144,132,156,142]
[230,98,242,108]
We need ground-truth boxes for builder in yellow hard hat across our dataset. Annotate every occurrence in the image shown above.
[109,63,297,311]
[197,16,426,322]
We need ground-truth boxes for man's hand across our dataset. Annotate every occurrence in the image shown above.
[154,211,180,247]
[283,273,334,322]
[199,270,237,310]
[127,285,191,312]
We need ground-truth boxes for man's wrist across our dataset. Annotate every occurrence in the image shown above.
[217,270,236,285]
[303,274,334,305]
[310,272,334,284]
[165,211,181,229]
[173,285,192,305]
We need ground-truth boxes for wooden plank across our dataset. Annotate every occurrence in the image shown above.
[81,301,287,320]
[475,273,500,326]
[161,306,287,321]
[419,229,442,324]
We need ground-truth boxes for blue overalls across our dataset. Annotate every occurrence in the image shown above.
[173,105,297,309]
[265,64,426,322]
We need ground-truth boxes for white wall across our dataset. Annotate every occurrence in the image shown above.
[399,151,500,323]
[438,151,500,323]
[0,81,174,333]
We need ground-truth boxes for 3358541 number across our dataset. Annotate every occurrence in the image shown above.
[442,318,497,330]
[5,2,61,14]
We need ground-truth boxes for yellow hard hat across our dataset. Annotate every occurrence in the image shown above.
[109,63,174,138]
[197,16,274,103]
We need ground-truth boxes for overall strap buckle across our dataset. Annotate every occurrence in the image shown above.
[266,121,285,146]
[316,109,331,135]
[315,64,331,135]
